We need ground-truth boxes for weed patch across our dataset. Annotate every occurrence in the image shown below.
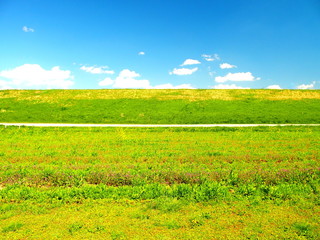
[2,222,24,233]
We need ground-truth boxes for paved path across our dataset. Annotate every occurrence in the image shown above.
[1,123,320,128]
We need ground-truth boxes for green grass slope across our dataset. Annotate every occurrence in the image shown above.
[1,89,320,123]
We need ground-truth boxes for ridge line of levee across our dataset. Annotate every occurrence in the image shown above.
[1,123,320,128]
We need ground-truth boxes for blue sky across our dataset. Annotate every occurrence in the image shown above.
[0,0,319,89]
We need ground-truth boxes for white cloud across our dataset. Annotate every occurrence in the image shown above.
[212,84,250,89]
[152,83,195,89]
[22,26,34,32]
[170,67,198,76]
[120,69,140,78]
[0,64,74,89]
[266,85,282,89]
[112,69,150,88]
[138,52,145,55]
[0,80,13,89]
[297,81,316,89]
[80,66,114,74]
[215,72,257,83]
[98,78,114,86]
[181,59,201,66]
[202,53,220,61]
[220,63,237,69]
[98,69,195,89]
[98,69,151,88]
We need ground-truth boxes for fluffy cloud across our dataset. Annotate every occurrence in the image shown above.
[181,59,201,66]
[98,78,114,87]
[220,63,237,69]
[0,80,13,90]
[22,26,34,32]
[212,84,250,89]
[98,69,151,88]
[112,69,150,88]
[138,52,145,55]
[98,69,195,89]
[202,54,220,61]
[0,64,74,89]
[170,67,198,76]
[215,72,257,83]
[266,85,282,89]
[80,66,114,74]
[152,83,195,89]
[297,81,316,89]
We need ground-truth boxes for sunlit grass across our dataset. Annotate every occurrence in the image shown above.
[0,99,319,239]
[0,199,319,239]
[0,126,319,188]
[1,89,320,101]
[1,89,320,124]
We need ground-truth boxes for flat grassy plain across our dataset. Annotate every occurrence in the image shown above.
[0,126,319,239]
[0,89,320,239]
[1,89,320,123]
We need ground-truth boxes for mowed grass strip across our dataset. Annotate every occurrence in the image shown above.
[1,89,320,123]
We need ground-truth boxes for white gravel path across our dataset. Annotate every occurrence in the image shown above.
[1,123,320,128]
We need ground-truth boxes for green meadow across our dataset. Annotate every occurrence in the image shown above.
[0,90,320,239]
[0,126,319,239]
[1,89,320,123]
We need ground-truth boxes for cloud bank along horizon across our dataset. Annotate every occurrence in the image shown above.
[0,54,316,90]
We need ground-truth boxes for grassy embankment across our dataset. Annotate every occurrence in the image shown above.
[1,89,320,123]
[0,126,319,239]
[0,89,319,239]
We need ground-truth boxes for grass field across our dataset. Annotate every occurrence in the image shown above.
[0,126,319,239]
[1,89,319,239]
[1,89,320,124]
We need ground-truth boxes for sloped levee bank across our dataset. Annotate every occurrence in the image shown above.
[1,89,320,124]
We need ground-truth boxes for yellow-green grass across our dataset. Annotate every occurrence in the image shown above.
[1,89,320,123]
[0,126,319,187]
[2,89,320,101]
[0,126,319,239]
[1,89,319,239]
[1,199,319,239]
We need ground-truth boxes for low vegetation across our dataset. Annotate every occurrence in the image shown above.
[1,89,320,123]
[1,89,319,238]
[0,126,319,239]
